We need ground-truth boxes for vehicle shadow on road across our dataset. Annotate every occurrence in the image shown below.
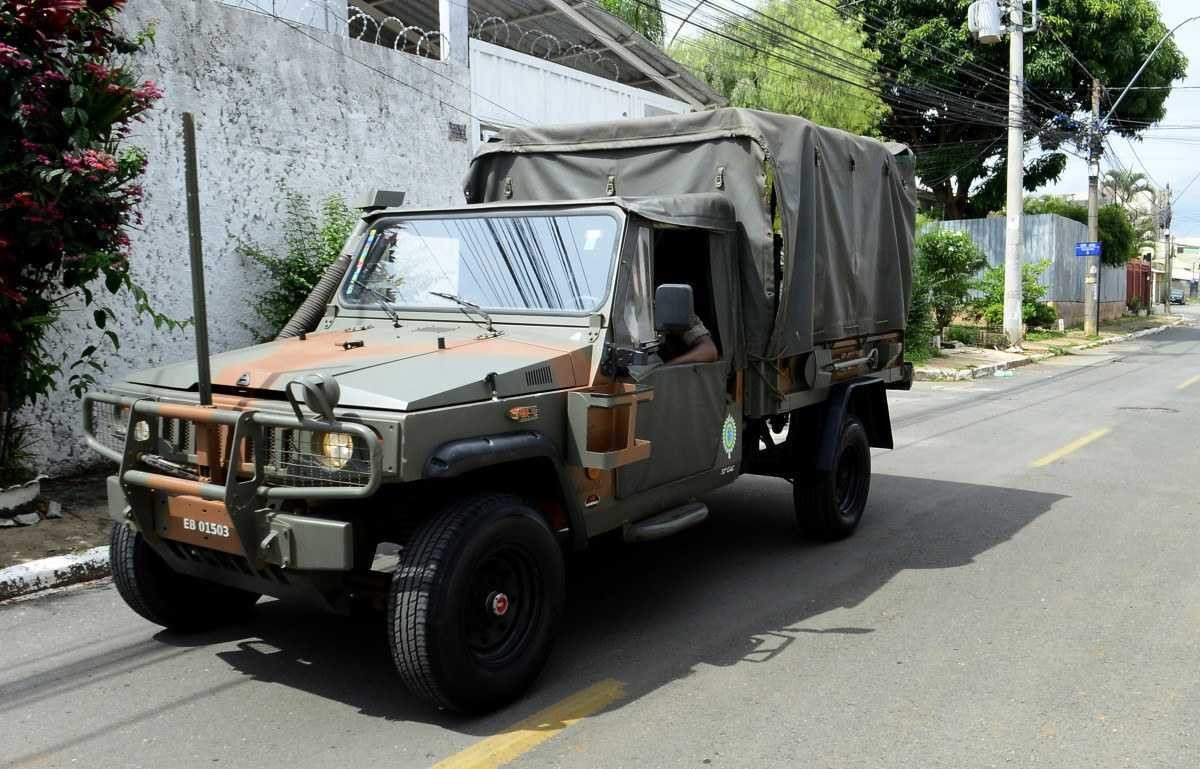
[153,473,1065,735]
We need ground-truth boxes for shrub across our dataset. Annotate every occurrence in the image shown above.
[972,259,1057,329]
[238,191,356,340]
[905,255,936,359]
[1,0,169,481]
[915,230,987,333]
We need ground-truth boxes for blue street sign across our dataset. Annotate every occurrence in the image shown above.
[1076,242,1102,257]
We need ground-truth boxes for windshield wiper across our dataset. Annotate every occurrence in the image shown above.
[352,279,402,328]
[429,291,497,334]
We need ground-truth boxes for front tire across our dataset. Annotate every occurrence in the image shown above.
[388,494,565,713]
[110,523,260,631]
[793,415,871,541]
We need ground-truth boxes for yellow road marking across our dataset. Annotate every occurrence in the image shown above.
[429,679,625,769]
[1177,374,1200,391]
[1031,428,1112,468]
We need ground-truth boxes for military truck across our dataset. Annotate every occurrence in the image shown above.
[84,109,915,713]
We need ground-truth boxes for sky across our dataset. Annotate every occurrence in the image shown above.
[1044,0,1200,236]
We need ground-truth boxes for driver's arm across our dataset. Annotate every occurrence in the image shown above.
[668,315,719,364]
[670,334,719,364]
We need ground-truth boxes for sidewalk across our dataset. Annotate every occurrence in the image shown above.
[915,314,1187,381]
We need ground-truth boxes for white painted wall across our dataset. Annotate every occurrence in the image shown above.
[468,39,690,148]
[24,0,472,475]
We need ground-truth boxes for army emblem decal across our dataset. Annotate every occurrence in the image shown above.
[721,414,737,459]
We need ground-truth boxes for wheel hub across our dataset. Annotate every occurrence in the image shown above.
[487,591,510,617]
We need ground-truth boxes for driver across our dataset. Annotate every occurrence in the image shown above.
[660,312,719,365]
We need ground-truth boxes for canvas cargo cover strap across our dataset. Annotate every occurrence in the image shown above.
[464,108,916,361]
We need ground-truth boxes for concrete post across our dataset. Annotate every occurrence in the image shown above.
[1002,1,1025,347]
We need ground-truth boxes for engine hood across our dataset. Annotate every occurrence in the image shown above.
[126,324,594,411]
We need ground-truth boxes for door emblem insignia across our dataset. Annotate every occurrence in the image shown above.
[721,414,737,459]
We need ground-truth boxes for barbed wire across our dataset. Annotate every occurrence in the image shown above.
[239,1,621,78]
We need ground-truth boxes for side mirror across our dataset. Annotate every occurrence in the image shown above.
[654,284,694,332]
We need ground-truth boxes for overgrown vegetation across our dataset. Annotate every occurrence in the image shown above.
[915,230,987,334]
[238,191,356,341]
[1,0,168,483]
[971,260,1058,330]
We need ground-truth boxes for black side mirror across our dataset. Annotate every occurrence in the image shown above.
[654,283,694,332]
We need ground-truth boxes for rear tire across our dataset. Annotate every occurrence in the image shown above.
[110,523,260,631]
[794,415,871,541]
[388,493,565,713]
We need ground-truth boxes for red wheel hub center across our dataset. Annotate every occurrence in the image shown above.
[488,591,510,617]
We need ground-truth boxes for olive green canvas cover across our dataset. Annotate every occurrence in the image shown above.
[464,108,916,361]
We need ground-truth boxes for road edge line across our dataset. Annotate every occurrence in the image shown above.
[0,546,110,602]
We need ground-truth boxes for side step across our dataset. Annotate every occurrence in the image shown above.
[623,502,709,543]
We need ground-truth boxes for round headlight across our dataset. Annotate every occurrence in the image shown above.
[313,432,354,469]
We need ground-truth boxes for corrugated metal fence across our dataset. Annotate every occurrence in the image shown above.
[926,214,1126,303]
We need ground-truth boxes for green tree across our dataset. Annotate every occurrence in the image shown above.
[915,230,987,332]
[669,0,886,134]
[598,0,664,46]
[1023,195,1136,266]
[237,191,357,341]
[854,0,1187,219]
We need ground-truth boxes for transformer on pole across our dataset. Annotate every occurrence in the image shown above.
[968,0,1037,348]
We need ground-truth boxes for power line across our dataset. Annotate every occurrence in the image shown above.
[1040,18,1099,85]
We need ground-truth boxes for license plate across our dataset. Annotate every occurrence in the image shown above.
[160,495,244,556]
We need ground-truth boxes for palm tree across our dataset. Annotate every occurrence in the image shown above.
[1101,170,1153,210]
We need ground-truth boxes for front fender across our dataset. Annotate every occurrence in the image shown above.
[423,431,587,550]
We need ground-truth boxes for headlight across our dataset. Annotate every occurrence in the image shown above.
[313,431,355,470]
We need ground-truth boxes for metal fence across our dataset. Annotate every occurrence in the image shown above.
[925,214,1126,304]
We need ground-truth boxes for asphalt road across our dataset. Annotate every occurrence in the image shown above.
[3,310,1200,769]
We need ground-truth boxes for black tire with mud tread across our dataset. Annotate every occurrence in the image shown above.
[110,523,259,631]
[388,493,565,713]
[794,415,871,541]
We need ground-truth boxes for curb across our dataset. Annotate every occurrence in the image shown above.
[914,322,1177,382]
[0,546,110,602]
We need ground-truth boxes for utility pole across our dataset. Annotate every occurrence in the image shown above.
[969,0,1036,345]
[1084,78,1101,336]
[1001,0,1025,347]
[1165,183,1173,315]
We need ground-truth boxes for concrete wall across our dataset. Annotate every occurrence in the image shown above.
[24,0,472,475]
[468,39,689,149]
[929,214,1127,324]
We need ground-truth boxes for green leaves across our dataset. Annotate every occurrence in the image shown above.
[669,0,885,135]
[915,230,988,332]
[856,0,1187,218]
[238,190,356,341]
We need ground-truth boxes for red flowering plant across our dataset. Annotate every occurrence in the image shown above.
[1,0,176,478]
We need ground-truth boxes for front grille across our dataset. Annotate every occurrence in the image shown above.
[87,399,126,457]
[89,401,374,491]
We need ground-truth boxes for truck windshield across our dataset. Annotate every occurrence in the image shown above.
[341,212,619,314]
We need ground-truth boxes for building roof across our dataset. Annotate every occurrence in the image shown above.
[352,0,725,108]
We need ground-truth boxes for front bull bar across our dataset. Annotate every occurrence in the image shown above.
[82,392,383,563]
